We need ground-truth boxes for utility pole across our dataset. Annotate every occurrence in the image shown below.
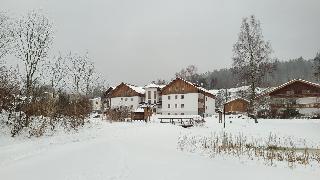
[223,104,226,128]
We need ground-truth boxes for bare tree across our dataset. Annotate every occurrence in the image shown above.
[175,65,198,82]
[67,52,103,96]
[232,15,275,115]
[12,11,53,97]
[67,52,88,94]
[0,12,13,59]
[47,53,68,95]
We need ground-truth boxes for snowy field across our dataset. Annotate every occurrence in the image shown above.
[0,116,320,180]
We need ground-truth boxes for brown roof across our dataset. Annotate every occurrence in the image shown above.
[256,79,320,98]
[161,77,215,98]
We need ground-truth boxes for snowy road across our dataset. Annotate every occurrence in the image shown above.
[0,119,320,180]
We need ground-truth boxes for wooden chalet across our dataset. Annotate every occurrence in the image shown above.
[259,79,320,117]
[224,98,249,114]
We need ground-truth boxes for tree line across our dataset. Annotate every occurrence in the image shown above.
[0,11,106,137]
[176,57,316,90]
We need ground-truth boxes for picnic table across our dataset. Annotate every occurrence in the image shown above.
[158,117,194,125]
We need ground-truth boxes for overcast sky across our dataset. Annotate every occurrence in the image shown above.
[1,0,319,86]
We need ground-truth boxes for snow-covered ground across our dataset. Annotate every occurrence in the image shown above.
[0,116,319,180]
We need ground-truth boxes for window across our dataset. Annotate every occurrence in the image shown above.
[168,96,171,100]
[181,113,184,115]
[175,113,177,115]
[181,104,184,108]
[206,106,208,110]
[130,105,133,109]
[175,104,177,108]
[154,91,157,99]
[148,100,152,104]
[125,98,127,101]
[206,97,208,101]
[131,98,133,101]
[181,95,184,99]
[148,91,151,99]
[168,104,170,108]
[168,113,170,115]
[121,98,123,100]
[175,95,178,99]
[154,100,157,104]
[286,90,294,95]
[302,90,310,94]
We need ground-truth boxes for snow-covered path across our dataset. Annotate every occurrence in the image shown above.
[0,120,319,180]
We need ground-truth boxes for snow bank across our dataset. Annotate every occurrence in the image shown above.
[0,116,319,180]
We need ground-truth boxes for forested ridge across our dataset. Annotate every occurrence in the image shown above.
[199,57,315,89]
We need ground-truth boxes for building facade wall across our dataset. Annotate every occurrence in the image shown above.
[268,81,320,117]
[145,87,160,104]
[270,96,320,116]
[90,98,102,112]
[110,96,142,111]
[225,99,249,114]
[161,93,199,115]
[204,96,215,116]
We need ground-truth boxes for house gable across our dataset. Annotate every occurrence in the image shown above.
[110,83,144,98]
[161,78,198,95]
[161,78,215,98]
[224,98,249,113]
[269,80,320,98]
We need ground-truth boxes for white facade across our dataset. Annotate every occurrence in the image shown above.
[204,96,215,117]
[110,96,143,111]
[161,93,199,115]
[90,97,102,112]
[145,87,160,105]
[161,93,216,116]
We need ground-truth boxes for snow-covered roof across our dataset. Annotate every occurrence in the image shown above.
[144,83,166,89]
[134,108,144,113]
[209,89,219,95]
[126,84,145,94]
[174,78,215,97]
[228,86,250,93]
[257,79,320,98]
[224,97,249,105]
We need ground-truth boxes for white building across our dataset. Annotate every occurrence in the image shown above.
[89,97,102,112]
[143,83,165,114]
[160,78,216,117]
[109,83,145,111]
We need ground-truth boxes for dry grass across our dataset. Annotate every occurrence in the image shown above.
[178,132,320,168]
